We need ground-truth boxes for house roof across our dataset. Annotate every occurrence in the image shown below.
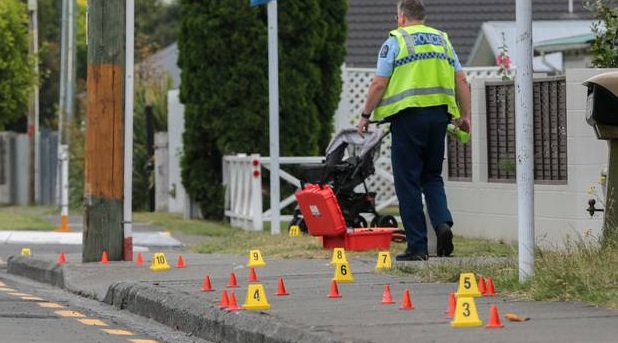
[345,0,594,68]
[466,20,595,71]
[534,32,595,54]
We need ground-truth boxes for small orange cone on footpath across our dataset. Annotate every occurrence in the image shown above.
[381,284,395,305]
[100,251,109,265]
[218,290,229,309]
[57,252,66,265]
[248,267,258,282]
[227,292,241,311]
[200,275,214,292]
[446,292,456,318]
[478,276,487,295]
[275,277,289,296]
[399,289,415,310]
[227,272,239,288]
[485,304,505,329]
[328,280,342,298]
[135,252,143,266]
[176,255,187,268]
[485,277,497,296]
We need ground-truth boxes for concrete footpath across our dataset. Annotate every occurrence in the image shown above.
[5,251,618,343]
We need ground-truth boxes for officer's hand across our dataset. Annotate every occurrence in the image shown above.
[456,117,471,133]
[357,118,370,137]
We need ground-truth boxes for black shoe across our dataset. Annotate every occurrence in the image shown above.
[395,250,428,261]
[436,223,454,257]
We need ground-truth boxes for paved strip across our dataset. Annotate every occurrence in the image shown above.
[78,318,108,327]
[55,310,86,317]
[0,231,182,247]
[38,302,64,308]
[101,329,135,336]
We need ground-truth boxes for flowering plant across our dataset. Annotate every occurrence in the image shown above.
[496,32,512,81]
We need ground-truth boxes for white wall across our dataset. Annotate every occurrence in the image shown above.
[445,69,618,247]
[167,89,187,214]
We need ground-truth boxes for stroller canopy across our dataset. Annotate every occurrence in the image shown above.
[325,129,381,165]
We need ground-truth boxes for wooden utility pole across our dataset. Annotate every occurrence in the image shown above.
[83,0,125,262]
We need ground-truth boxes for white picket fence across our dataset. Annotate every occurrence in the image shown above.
[222,66,503,230]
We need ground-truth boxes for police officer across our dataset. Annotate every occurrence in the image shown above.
[357,0,471,261]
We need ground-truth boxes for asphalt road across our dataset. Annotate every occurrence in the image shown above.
[0,260,211,343]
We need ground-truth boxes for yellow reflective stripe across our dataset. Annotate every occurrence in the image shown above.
[379,87,455,107]
[397,29,415,55]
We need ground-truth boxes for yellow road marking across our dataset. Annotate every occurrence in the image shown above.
[38,302,64,308]
[0,287,16,292]
[129,340,159,343]
[55,310,85,318]
[0,281,5,286]
[20,296,44,301]
[77,318,108,327]
[101,328,134,336]
[8,292,31,297]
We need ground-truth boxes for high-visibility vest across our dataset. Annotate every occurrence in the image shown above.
[373,25,460,120]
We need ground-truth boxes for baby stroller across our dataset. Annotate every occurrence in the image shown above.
[289,128,404,242]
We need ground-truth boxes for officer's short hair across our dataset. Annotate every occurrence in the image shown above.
[398,0,426,21]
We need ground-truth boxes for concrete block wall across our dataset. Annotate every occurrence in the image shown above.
[445,69,618,247]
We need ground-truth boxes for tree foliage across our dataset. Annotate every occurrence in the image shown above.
[587,0,618,67]
[178,0,347,219]
[0,0,37,130]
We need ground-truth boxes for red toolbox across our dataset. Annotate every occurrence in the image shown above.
[295,184,392,251]
[322,229,392,251]
[295,184,347,237]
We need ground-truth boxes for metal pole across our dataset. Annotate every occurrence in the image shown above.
[66,0,76,122]
[267,1,280,235]
[31,0,40,204]
[123,0,135,261]
[56,0,67,206]
[515,0,535,282]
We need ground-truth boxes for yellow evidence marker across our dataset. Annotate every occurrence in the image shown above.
[150,252,171,272]
[288,225,301,237]
[247,249,266,267]
[243,284,271,310]
[333,261,355,283]
[450,296,483,327]
[375,251,392,270]
[329,247,348,265]
[20,248,31,256]
[455,272,482,298]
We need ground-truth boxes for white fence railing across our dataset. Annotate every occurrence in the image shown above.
[222,154,399,231]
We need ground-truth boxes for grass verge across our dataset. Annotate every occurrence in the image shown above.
[394,237,618,309]
[0,206,56,230]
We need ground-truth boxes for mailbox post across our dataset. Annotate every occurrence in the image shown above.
[583,72,618,243]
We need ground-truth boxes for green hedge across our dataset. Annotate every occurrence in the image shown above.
[178,0,347,219]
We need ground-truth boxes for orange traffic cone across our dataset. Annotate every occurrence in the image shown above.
[485,277,497,296]
[446,292,456,318]
[227,292,241,311]
[200,275,214,292]
[57,252,66,265]
[176,255,187,268]
[478,276,487,295]
[100,251,109,265]
[399,289,415,310]
[328,280,342,298]
[275,277,289,296]
[218,290,229,309]
[227,272,239,288]
[485,304,505,328]
[248,267,258,282]
[135,252,143,266]
[381,284,395,304]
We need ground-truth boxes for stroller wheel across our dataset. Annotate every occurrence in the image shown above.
[298,219,309,233]
[370,216,380,227]
[377,215,398,228]
[351,215,368,228]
